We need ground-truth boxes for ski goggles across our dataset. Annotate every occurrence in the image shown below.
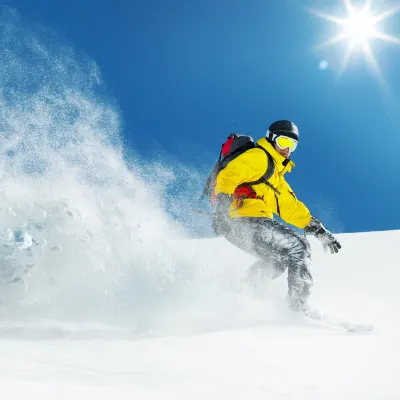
[274,135,298,152]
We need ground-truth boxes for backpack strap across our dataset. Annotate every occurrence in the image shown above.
[236,145,281,195]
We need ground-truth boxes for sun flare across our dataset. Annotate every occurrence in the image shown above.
[310,0,400,77]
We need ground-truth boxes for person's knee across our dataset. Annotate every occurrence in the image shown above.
[288,234,311,264]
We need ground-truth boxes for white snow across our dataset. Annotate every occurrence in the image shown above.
[0,230,399,399]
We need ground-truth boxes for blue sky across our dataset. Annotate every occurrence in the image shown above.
[3,0,400,234]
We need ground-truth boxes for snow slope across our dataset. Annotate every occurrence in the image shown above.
[1,230,400,400]
[0,13,399,399]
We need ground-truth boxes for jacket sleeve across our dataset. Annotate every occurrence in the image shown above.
[276,180,312,229]
[214,148,267,195]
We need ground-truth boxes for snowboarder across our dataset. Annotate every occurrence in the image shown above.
[211,120,341,312]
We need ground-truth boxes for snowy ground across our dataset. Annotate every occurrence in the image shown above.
[1,230,399,400]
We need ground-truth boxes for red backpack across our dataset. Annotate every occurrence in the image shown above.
[202,134,279,203]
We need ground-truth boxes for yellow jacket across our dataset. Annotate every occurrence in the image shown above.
[214,137,311,229]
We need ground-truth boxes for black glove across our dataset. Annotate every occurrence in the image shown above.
[304,216,341,254]
[211,193,232,236]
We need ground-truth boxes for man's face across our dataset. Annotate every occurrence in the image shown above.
[274,143,290,159]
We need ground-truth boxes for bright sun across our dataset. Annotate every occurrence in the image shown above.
[310,0,400,77]
[343,9,377,44]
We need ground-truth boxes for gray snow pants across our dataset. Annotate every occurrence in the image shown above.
[224,217,313,310]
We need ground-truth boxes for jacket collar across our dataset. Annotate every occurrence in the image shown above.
[256,137,295,174]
